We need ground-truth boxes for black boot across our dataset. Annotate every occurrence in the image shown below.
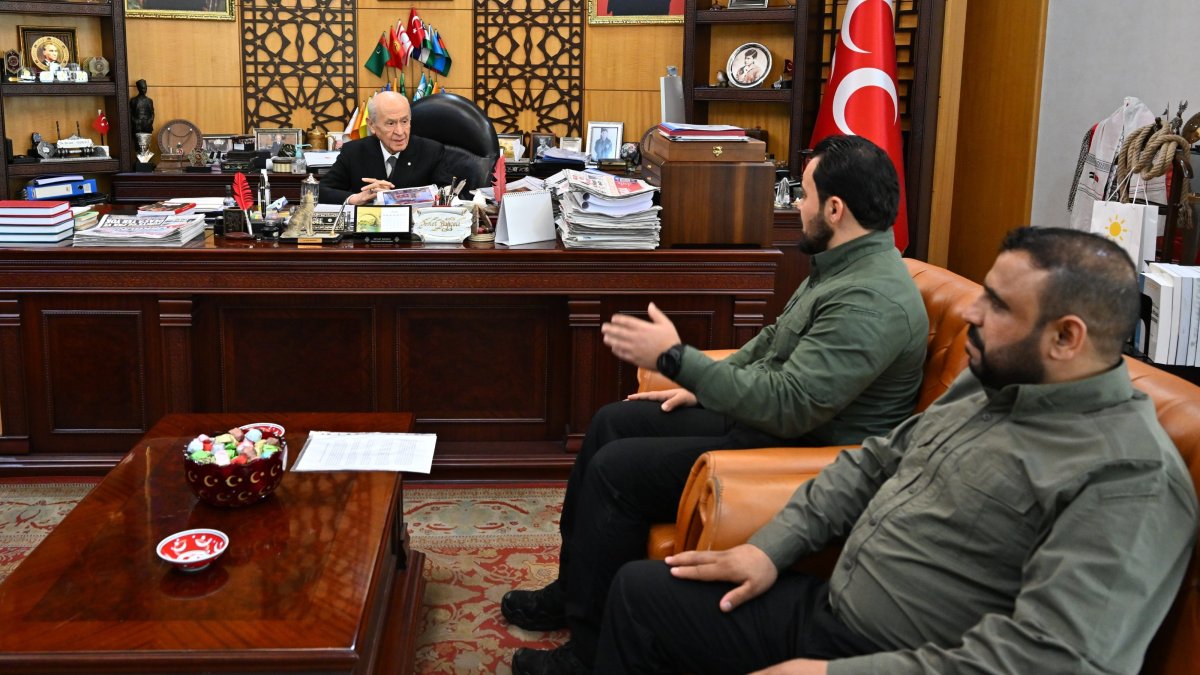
[502,579,567,631]
[512,642,591,675]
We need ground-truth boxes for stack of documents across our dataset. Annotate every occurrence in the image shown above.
[657,122,749,142]
[553,170,660,249]
[74,214,207,247]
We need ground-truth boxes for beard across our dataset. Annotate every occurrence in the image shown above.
[797,211,834,255]
[967,324,1045,389]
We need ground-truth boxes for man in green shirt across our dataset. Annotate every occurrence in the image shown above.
[508,136,928,675]
[596,228,1199,675]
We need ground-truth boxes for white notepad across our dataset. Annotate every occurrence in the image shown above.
[495,189,555,246]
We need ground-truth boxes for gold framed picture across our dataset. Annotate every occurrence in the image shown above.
[125,0,236,21]
[588,0,682,25]
[18,26,75,72]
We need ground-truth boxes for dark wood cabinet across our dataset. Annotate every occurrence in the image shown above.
[0,1,131,198]
[0,241,780,478]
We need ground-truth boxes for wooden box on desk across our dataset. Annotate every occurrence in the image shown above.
[641,135,774,247]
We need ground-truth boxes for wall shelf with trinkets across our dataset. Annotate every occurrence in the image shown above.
[0,0,131,199]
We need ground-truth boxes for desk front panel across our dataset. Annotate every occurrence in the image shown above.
[0,244,780,473]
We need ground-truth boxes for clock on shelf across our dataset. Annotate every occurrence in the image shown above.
[157,118,202,157]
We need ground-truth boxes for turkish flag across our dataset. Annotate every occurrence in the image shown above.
[809,0,908,252]
[92,110,109,135]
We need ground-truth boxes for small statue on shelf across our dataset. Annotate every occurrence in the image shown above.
[714,70,729,88]
[130,79,154,135]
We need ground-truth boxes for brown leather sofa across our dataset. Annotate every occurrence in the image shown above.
[641,258,980,558]
[639,260,1200,673]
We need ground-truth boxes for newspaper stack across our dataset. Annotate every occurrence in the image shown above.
[553,170,660,249]
[73,214,207,247]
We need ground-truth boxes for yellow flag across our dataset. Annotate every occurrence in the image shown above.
[358,98,371,139]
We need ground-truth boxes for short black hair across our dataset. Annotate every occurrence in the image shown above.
[809,135,899,232]
[1000,227,1139,360]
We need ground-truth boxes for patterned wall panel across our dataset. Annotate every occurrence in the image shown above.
[473,0,585,136]
[241,0,358,133]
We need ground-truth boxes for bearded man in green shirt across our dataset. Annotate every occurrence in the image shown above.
[509,135,929,675]
[595,227,1199,675]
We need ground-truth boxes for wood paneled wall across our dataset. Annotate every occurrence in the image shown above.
[95,1,792,162]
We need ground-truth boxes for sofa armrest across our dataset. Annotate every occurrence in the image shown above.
[637,349,738,393]
[674,445,849,554]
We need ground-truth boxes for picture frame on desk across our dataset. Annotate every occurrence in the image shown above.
[125,0,236,21]
[497,133,527,161]
[253,128,302,157]
[18,26,75,72]
[588,0,682,25]
[585,122,622,161]
[560,136,583,153]
[531,133,556,159]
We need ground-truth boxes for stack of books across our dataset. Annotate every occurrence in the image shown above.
[74,214,207,247]
[72,206,100,231]
[552,170,660,249]
[657,122,749,142]
[136,201,199,217]
[0,200,75,246]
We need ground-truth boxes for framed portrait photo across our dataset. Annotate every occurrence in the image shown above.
[588,0,682,25]
[497,133,527,161]
[253,128,302,157]
[126,0,236,21]
[531,132,557,159]
[726,42,772,89]
[560,136,583,153]
[585,122,623,161]
[18,26,76,72]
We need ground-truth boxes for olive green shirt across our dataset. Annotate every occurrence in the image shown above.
[749,363,1198,674]
[673,230,927,444]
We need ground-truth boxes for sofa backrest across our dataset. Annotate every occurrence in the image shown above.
[903,258,978,413]
[1126,358,1200,674]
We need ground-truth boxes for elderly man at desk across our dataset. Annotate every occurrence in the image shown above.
[319,91,454,205]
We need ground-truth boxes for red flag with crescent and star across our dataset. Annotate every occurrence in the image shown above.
[809,0,907,252]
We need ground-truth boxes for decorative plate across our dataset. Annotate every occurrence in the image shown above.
[157,119,203,157]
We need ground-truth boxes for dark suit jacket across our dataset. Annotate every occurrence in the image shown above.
[319,135,451,204]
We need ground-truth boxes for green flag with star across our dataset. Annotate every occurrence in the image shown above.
[365,32,388,77]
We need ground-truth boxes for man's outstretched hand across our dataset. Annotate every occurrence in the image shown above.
[625,387,697,412]
[601,302,681,370]
[665,544,778,612]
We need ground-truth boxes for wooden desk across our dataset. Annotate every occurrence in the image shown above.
[0,241,780,478]
[0,412,424,674]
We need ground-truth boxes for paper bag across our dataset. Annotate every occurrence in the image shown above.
[1090,199,1154,271]
[495,190,555,246]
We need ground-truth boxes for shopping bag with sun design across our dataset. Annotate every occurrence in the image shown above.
[1089,176,1157,272]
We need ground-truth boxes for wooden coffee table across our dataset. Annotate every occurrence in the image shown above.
[0,412,426,674]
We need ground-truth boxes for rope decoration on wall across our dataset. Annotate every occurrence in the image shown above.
[473,0,585,137]
[240,0,358,134]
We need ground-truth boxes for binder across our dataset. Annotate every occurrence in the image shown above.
[495,190,555,246]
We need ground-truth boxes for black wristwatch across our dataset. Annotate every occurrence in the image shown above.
[656,343,685,379]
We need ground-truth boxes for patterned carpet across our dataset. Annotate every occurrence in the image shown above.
[0,478,568,674]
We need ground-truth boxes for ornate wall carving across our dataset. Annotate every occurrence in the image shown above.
[473,0,585,136]
[240,0,358,134]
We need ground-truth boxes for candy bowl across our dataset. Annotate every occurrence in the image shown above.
[183,422,288,508]
[156,528,229,573]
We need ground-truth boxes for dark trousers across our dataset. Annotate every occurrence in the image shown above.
[559,401,795,664]
[595,561,881,674]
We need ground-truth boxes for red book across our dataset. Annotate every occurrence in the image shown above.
[136,202,198,217]
[0,200,71,217]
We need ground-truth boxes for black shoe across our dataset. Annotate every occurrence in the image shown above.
[512,643,591,675]
[502,580,566,631]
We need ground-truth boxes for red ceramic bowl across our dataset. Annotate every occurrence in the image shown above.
[156,528,229,572]
[183,422,287,508]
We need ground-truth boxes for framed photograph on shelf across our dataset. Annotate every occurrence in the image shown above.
[497,133,527,161]
[585,122,623,160]
[588,0,682,25]
[18,26,75,72]
[125,0,236,21]
[252,128,302,156]
[726,42,772,89]
[531,132,556,159]
[560,136,583,153]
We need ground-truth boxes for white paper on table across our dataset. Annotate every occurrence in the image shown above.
[290,431,437,473]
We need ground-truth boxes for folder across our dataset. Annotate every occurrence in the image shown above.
[495,190,555,246]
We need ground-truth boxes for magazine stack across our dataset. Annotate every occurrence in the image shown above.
[553,170,660,249]
[74,214,207,247]
[0,200,75,246]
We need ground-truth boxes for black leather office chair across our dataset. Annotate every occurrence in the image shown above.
[410,93,500,190]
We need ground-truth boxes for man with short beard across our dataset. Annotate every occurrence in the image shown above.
[597,227,1198,675]
[507,135,928,675]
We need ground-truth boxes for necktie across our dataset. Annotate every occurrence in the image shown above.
[386,155,397,181]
